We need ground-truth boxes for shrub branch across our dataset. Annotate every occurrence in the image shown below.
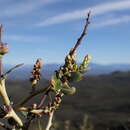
[0,11,91,130]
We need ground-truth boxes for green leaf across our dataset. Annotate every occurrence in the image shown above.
[51,75,63,92]
[61,87,76,95]
[69,72,83,82]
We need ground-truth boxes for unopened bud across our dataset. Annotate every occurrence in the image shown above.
[32,104,37,109]
[84,55,92,64]
[0,42,8,55]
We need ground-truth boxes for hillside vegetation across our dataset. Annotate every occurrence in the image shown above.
[4,71,130,130]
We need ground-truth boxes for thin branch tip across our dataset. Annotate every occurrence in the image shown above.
[2,63,24,77]
[71,11,91,55]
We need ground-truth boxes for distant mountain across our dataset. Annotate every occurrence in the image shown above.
[3,63,130,80]
[4,64,61,80]
[88,63,130,75]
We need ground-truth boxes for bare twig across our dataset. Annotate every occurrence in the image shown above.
[0,79,23,126]
[70,11,91,55]
[48,93,52,102]
[38,93,48,108]
[45,111,54,130]
[2,63,24,77]
[14,85,51,109]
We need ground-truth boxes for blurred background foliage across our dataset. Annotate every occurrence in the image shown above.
[1,71,130,130]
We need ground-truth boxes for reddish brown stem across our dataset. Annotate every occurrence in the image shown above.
[70,11,91,55]
[38,93,48,108]
[14,85,51,109]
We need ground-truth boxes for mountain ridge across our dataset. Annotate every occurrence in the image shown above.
[4,63,130,80]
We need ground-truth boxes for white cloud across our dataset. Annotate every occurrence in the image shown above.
[0,0,61,17]
[36,0,130,27]
[93,15,130,28]
[6,35,48,43]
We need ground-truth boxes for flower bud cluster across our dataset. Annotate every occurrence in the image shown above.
[55,49,91,85]
[30,59,43,87]
[55,49,78,83]
[29,94,63,116]
[79,55,92,73]
[41,94,62,115]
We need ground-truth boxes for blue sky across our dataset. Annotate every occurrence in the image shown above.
[0,0,130,65]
